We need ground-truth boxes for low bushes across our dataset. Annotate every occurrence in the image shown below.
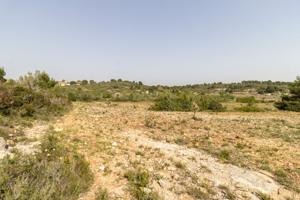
[234,105,264,112]
[150,95,193,112]
[150,94,225,112]
[0,133,93,200]
[275,77,300,112]
[236,96,257,104]
[275,96,300,112]
[0,84,70,119]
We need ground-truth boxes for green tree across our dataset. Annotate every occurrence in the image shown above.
[89,80,96,85]
[70,81,77,85]
[289,76,300,97]
[19,71,56,89]
[0,67,6,82]
[275,76,300,112]
[82,80,88,85]
[34,71,56,89]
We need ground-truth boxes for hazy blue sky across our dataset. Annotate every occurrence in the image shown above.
[0,0,299,85]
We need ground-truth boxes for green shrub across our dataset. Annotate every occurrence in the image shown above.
[274,96,300,112]
[235,105,264,112]
[0,84,70,118]
[150,95,192,112]
[124,168,159,200]
[0,134,93,200]
[207,100,225,112]
[150,94,225,112]
[195,96,225,112]
[218,149,231,161]
[275,77,300,112]
[236,96,257,104]
[20,104,36,117]
[0,67,6,82]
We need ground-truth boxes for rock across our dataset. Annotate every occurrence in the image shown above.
[0,137,6,150]
[112,142,118,146]
[54,127,64,132]
[152,181,178,200]
[6,139,15,146]
[0,137,9,159]
[99,165,105,171]
[142,187,152,194]
[158,179,169,188]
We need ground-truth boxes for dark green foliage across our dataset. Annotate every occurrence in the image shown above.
[0,84,70,118]
[0,134,93,200]
[81,80,88,85]
[257,85,281,94]
[207,100,225,111]
[150,95,192,111]
[194,96,225,112]
[0,67,6,82]
[274,97,300,112]
[275,77,300,112]
[34,71,56,89]
[150,94,225,112]
[289,76,300,97]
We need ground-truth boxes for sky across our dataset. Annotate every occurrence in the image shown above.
[0,0,299,85]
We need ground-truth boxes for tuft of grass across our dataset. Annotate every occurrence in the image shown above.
[95,187,109,200]
[124,168,160,200]
[218,149,231,161]
[256,192,273,200]
[234,104,264,112]
[174,161,186,169]
[186,186,209,199]
[145,115,156,128]
[0,133,93,200]
[218,185,236,200]
[174,137,188,145]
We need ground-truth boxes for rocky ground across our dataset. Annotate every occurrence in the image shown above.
[51,102,299,200]
[1,102,299,200]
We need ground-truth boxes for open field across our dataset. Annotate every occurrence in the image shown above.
[0,70,299,199]
[49,102,300,200]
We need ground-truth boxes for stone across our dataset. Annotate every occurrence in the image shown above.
[0,137,6,150]
[99,165,105,171]
[112,142,118,146]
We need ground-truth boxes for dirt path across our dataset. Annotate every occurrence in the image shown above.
[52,102,298,200]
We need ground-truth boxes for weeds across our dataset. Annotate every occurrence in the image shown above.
[218,185,236,200]
[124,168,160,200]
[256,192,273,200]
[218,149,231,161]
[95,187,109,200]
[186,186,209,199]
[174,161,186,169]
[0,133,93,200]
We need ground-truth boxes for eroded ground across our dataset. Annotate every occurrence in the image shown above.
[53,102,300,200]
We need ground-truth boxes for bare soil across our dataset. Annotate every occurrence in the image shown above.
[50,102,300,200]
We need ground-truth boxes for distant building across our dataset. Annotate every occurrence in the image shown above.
[58,80,70,86]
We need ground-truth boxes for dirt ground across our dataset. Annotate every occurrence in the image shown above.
[52,102,300,200]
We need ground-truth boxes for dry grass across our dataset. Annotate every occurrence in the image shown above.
[52,101,300,199]
[73,102,300,192]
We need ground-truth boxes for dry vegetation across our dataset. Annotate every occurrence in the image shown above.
[52,102,299,200]
[0,69,299,200]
